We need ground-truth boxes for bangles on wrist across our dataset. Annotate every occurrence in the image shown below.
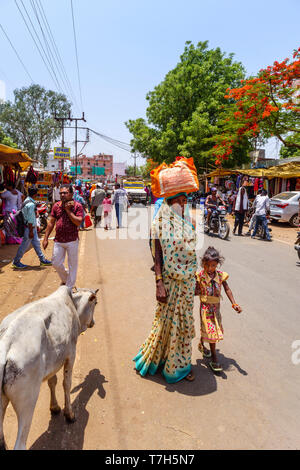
[232,303,239,309]
[155,275,163,282]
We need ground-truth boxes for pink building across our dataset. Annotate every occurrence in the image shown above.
[70,153,113,181]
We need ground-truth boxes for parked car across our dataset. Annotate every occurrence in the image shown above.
[270,191,300,227]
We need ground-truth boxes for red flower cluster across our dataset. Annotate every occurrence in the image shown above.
[213,47,300,165]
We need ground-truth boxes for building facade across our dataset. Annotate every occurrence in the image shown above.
[70,153,113,181]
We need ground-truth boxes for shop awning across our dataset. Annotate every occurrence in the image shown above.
[0,143,32,170]
[206,164,300,179]
[205,169,236,177]
[263,162,300,179]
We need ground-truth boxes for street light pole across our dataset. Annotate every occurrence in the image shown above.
[68,112,86,180]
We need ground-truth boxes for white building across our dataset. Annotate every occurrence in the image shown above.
[113,161,127,177]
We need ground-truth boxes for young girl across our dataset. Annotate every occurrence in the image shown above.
[195,246,242,372]
[103,193,112,230]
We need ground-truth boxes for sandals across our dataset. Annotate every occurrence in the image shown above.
[184,371,195,382]
[198,342,212,358]
[209,361,223,372]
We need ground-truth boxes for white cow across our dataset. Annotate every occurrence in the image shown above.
[0,285,98,450]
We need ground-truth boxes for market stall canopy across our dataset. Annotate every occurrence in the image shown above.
[0,144,32,170]
[261,162,300,179]
[205,169,236,177]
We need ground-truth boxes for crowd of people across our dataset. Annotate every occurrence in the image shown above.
[5,179,133,290]
[204,177,272,240]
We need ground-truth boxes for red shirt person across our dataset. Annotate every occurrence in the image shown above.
[43,185,84,288]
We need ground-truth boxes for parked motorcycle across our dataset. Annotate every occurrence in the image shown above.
[204,205,230,240]
[36,202,48,233]
[294,231,300,260]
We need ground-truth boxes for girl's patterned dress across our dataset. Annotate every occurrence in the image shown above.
[134,200,197,384]
[196,270,229,344]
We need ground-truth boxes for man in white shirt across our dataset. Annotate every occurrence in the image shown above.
[251,190,272,241]
[52,182,60,204]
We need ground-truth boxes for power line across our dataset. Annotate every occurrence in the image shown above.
[0,23,34,83]
[14,0,62,92]
[89,128,132,152]
[31,0,80,110]
[70,0,84,112]
[35,0,81,112]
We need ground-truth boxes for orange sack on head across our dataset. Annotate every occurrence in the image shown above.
[151,156,199,198]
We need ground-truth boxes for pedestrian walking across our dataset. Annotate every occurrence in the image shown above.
[245,190,262,236]
[12,188,52,269]
[91,183,106,227]
[52,182,61,204]
[103,193,112,230]
[83,185,91,212]
[233,177,249,236]
[74,189,87,230]
[112,183,128,228]
[42,185,84,288]
[134,193,198,383]
[196,246,242,373]
[0,182,24,244]
[251,189,272,241]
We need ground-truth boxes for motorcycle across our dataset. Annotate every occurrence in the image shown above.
[294,231,300,260]
[204,205,230,240]
[36,202,48,233]
[245,211,273,240]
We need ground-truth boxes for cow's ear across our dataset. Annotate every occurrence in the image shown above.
[89,294,97,302]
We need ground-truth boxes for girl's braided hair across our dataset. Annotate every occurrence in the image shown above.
[201,246,225,267]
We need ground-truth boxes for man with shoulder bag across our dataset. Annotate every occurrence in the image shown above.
[12,188,52,269]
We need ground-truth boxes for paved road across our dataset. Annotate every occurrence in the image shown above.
[1,206,300,449]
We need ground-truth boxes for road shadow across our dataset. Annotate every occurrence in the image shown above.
[134,350,247,396]
[205,232,231,242]
[30,368,108,450]
[0,244,19,270]
[0,242,49,272]
[211,350,248,380]
[135,359,217,396]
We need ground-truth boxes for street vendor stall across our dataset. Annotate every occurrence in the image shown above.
[0,144,33,246]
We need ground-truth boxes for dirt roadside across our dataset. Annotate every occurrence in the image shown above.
[226,214,298,244]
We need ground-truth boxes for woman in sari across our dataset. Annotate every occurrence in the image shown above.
[0,183,23,244]
[134,193,198,383]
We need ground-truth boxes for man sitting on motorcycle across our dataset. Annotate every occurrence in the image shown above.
[205,187,226,230]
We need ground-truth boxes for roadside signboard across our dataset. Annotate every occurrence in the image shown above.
[54,147,71,159]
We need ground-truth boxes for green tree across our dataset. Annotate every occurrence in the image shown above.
[0,126,17,148]
[126,41,249,170]
[0,84,71,165]
[279,134,300,158]
[213,48,300,164]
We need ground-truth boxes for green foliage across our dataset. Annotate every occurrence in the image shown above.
[126,41,249,170]
[0,126,17,148]
[0,84,71,166]
[280,134,300,158]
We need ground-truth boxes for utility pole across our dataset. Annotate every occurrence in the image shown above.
[54,113,69,176]
[132,152,138,177]
[68,112,86,180]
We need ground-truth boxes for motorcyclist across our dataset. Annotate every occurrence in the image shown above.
[205,187,226,230]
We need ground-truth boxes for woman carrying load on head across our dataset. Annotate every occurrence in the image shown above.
[134,191,198,383]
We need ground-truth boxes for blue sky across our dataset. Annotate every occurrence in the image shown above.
[0,0,299,165]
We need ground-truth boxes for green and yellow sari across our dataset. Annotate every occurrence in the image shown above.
[133,200,197,383]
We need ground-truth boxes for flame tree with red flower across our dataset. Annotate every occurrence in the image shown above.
[213,48,300,165]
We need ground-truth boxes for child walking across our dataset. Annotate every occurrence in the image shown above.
[195,246,242,372]
[103,193,112,230]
